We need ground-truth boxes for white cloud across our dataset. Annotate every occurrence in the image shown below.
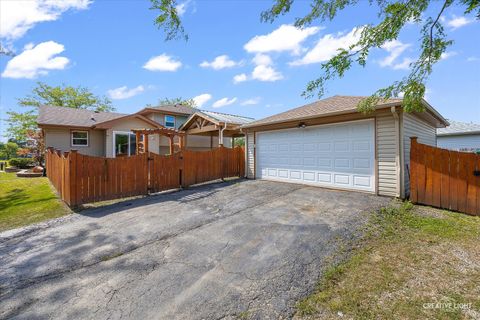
[241,97,260,106]
[252,53,272,66]
[252,65,283,82]
[379,40,411,67]
[233,73,247,84]
[0,0,91,40]
[290,27,363,66]
[192,93,212,108]
[212,97,237,108]
[446,16,474,30]
[440,51,457,60]
[200,55,239,70]
[175,0,190,16]
[377,39,414,70]
[391,58,414,70]
[467,56,479,62]
[107,85,145,100]
[2,41,69,79]
[143,54,182,72]
[244,24,320,55]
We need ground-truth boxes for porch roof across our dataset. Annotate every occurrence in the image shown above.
[180,111,253,136]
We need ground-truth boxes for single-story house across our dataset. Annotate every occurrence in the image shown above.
[242,95,448,199]
[436,120,480,152]
[38,104,253,157]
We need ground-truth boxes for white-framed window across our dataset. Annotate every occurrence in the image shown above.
[165,115,175,128]
[71,130,89,147]
[113,131,142,157]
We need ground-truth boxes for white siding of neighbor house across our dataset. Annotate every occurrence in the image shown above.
[437,134,480,151]
[246,132,255,178]
[376,113,399,197]
[402,112,437,197]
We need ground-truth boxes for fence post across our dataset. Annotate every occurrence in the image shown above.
[69,150,79,206]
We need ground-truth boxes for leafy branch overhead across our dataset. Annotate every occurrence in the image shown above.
[150,0,479,113]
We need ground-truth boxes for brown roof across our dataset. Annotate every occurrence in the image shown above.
[141,104,197,115]
[243,95,404,128]
[38,105,127,128]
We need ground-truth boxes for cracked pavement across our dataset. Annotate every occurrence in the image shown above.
[0,179,390,319]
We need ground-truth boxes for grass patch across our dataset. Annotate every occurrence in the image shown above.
[296,202,480,319]
[0,172,71,232]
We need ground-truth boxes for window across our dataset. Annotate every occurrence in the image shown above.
[165,115,175,128]
[113,132,142,157]
[72,131,88,146]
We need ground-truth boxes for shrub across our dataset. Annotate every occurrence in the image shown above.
[8,158,34,169]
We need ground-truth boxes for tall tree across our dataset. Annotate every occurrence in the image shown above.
[157,97,197,108]
[150,0,479,112]
[5,110,37,143]
[5,82,115,142]
[19,82,114,112]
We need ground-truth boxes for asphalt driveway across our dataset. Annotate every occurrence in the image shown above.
[0,179,390,319]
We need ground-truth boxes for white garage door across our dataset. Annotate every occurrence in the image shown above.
[256,119,375,192]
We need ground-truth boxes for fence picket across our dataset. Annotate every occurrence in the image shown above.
[410,138,479,216]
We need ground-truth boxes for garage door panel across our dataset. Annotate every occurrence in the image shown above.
[256,119,375,192]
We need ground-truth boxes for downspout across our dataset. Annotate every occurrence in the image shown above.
[391,106,401,197]
[218,122,227,146]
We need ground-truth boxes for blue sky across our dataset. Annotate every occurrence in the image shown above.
[1,0,479,142]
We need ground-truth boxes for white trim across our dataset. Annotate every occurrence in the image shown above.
[164,115,176,128]
[71,130,89,147]
[112,130,135,158]
[255,118,376,193]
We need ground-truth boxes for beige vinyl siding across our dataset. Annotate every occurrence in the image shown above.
[44,128,106,157]
[106,118,158,157]
[376,113,399,197]
[246,132,255,178]
[402,112,436,197]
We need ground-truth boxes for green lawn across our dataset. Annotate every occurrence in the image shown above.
[296,203,480,320]
[0,172,71,232]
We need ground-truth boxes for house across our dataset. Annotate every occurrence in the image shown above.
[38,104,253,157]
[242,95,448,199]
[436,120,480,152]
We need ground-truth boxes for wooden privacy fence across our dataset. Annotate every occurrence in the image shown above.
[46,146,245,206]
[410,137,480,216]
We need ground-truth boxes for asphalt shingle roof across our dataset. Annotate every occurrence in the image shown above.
[37,105,127,128]
[437,120,480,136]
[242,95,403,128]
[199,110,254,125]
[148,104,196,115]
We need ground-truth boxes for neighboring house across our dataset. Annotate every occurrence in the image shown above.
[38,104,253,158]
[242,95,448,199]
[436,120,480,152]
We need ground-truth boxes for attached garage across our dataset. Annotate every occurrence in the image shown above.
[243,96,448,198]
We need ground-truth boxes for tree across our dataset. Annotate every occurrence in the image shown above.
[5,82,115,143]
[5,110,37,143]
[150,0,479,113]
[157,97,197,108]
[0,142,19,160]
[19,82,114,112]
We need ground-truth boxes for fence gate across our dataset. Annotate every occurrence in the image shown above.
[410,137,480,215]
[46,146,245,207]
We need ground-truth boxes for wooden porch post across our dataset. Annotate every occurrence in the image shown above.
[144,133,149,154]
[135,132,141,154]
[169,135,174,155]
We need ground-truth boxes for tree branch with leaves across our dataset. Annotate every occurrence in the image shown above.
[150,0,479,113]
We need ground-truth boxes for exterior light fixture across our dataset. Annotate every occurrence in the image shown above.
[298,122,306,128]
